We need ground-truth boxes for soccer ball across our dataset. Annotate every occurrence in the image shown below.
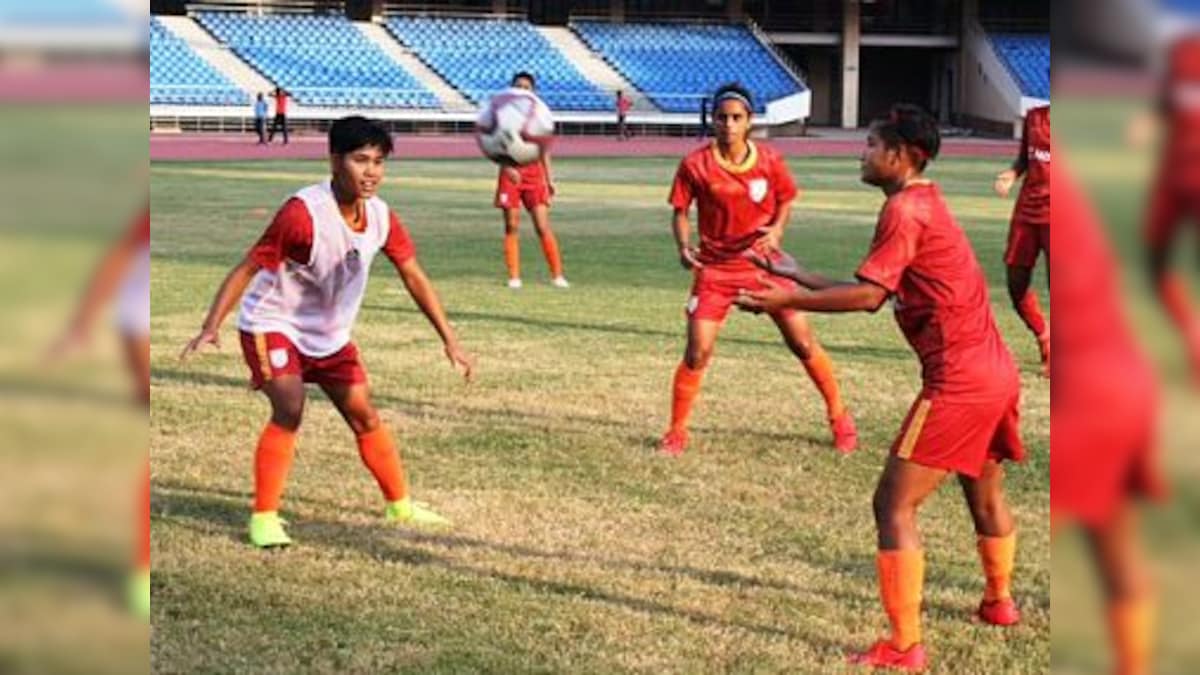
[475,88,554,166]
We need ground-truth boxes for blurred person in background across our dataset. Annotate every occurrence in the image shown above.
[1143,32,1200,385]
[994,105,1051,376]
[48,205,150,618]
[267,85,289,145]
[615,89,632,141]
[253,92,268,145]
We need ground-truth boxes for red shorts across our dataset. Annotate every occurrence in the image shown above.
[687,262,798,322]
[890,389,1024,478]
[495,169,550,210]
[1144,177,1200,250]
[239,331,367,389]
[1003,219,1049,268]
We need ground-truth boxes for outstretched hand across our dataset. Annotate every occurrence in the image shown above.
[444,341,474,383]
[742,248,802,280]
[179,327,220,361]
[735,277,796,314]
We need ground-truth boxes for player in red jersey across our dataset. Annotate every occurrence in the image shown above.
[660,82,856,456]
[48,205,150,617]
[738,105,1025,672]
[180,117,473,548]
[994,105,1050,376]
[496,72,568,289]
[1053,146,1165,675]
[1145,33,1200,384]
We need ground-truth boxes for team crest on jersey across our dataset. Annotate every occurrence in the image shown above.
[345,248,363,274]
[1030,148,1051,163]
[747,178,769,203]
[268,348,289,369]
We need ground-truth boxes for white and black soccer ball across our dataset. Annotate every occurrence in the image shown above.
[475,88,555,166]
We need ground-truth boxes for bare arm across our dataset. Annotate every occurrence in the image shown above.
[395,257,473,380]
[672,207,703,270]
[52,228,142,354]
[179,256,260,359]
[736,278,890,314]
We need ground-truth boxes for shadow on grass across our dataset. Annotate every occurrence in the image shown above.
[154,481,973,624]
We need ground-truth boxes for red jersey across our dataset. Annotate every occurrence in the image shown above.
[856,181,1017,399]
[1162,34,1200,188]
[247,197,415,270]
[1014,105,1050,225]
[669,141,798,266]
[617,95,632,115]
[274,90,288,115]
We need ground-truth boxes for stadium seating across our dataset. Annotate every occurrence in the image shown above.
[571,21,804,113]
[385,16,610,111]
[195,11,438,109]
[988,33,1049,100]
[151,17,248,106]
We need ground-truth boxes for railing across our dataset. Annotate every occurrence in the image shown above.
[744,15,807,88]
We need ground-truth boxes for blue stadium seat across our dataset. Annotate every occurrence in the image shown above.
[572,21,805,113]
[385,16,610,111]
[150,17,248,106]
[195,11,438,109]
[988,33,1049,100]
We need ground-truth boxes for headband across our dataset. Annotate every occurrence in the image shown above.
[715,91,752,110]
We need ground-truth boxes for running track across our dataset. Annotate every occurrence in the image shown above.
[151,132,1017,162]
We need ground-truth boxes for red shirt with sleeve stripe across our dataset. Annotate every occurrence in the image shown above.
[669,141,798,266]
[248,197,416,270]
[856,181,1017,398]
[1162,35,1200,189]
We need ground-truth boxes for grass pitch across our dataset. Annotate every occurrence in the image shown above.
[150,153,1049,673]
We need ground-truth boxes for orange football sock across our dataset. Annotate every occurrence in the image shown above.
[504,232,520,280]
[877,549,925,650]
[1109,596,1155,675]
[253,422,297,513]
[357,426,408,502]
[1015,290,1047,339]
[540,231,563,278]
[977,532,1016,602]
[138,461,150,570]
[669,362,706,433]
[801,342,846,421]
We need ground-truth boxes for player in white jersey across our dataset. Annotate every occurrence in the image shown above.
[180,116,474,548]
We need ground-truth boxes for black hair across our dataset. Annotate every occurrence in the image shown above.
[711,82,754,113]
[512,71,536,88]
[872,104,941,170]
[328,115,393,156]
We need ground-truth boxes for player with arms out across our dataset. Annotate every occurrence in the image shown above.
[660,82,856,456]
[493,72,568,290]
[180,116,473,548]
[994,104,1050,376]
[738,105,1025,671]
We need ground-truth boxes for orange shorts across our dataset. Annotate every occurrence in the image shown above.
[687,263,798,322]
[495,170,550,210]
[239,331,367,389]
[890,390,1025,478]
[1004,220,1049,268]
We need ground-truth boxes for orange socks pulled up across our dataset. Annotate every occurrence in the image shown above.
[1109,597,1155,675]
[253,422,297,513]
[668,362,706,433]
[539,231,563,278]
[357,426,408,502]
[800,342,846,421]
[504,232,520,280]
[877,549,925,650]
[978,532,1016,602]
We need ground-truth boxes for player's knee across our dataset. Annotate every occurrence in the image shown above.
[348,408,381,436]
[873,490,914,531]
[271,404,304,431]
[684,346,713,370]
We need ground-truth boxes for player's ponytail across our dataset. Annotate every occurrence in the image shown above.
[874,104,941,170]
